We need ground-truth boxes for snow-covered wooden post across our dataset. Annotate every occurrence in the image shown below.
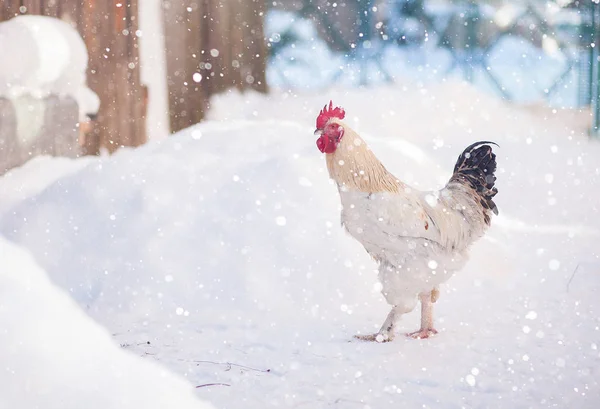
[0,96,81,174]
[0,15,99,175]
[0,98,18,173]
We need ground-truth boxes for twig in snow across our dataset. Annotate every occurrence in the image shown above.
[567,263,580,293]
[332,398,367,406]
[120,341,151,348]
[179,359,271,373]
[195,383,231,388]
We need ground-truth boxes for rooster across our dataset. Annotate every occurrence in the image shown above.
[314,101,498,341]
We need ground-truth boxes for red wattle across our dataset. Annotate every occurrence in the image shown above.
[317,136,337,154]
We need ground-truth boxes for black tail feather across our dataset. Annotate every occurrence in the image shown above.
[450,141,499,222]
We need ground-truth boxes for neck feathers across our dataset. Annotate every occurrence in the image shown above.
[325,120,402,193]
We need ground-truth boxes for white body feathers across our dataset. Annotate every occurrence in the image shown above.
[338,182,488,307]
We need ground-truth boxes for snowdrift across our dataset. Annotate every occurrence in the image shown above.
[0,120,384,326]
[0,236,212,409]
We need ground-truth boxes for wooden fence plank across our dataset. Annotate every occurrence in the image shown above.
[4,0,22,19]
[103,1,118,151]
[86,0,116,153]
[57,0,77,24]
[81,0,102,154]
[112,0,131,150]
[206,0,228,94]
[0,98,19,174]
[128,0,146,146]
[22,0,41,15]
[248,1,268,93]
[199,0,213,98]
[41,0,61,17]
[163,0,195,133]
[0,96,79,175]
[127,0,138,146]
[185,0,205,125]
[229,2,244,91]
[40,96,79,158]
[163,0,268,133]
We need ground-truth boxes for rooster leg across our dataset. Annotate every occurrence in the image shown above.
[406,292,438,339]
[354,307,399,342]
[354,303,414,343]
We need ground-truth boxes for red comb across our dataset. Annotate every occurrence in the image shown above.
[316,101,345,129]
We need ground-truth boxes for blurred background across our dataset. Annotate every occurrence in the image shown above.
[0,0,599,174]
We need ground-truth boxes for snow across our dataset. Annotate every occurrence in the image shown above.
[1,82,599,408]
[0,15,99,120]
[0,236,213,409]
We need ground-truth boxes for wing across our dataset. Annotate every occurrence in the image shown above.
[417,183,489,252]
[340,190,443,258]
[341,186,486,258]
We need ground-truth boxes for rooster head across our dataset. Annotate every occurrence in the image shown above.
[315,101,345,154]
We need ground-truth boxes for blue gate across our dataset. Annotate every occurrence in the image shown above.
[267,0,600,135]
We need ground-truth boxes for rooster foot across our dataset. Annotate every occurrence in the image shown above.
[353,333,394,343]
[406,328,438,339]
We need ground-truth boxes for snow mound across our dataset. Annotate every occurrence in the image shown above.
[0,15,99,119]
[0,120,382,327]
[0,236,212,409]
[0,155,93,216]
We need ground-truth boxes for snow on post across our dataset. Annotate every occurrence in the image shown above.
[0,15,99,175]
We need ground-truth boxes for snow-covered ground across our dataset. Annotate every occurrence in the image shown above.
[1,82,599,408]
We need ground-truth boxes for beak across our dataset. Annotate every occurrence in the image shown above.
[314,129,322,136]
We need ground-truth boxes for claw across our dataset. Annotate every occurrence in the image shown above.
[353,333,394,343]
[406,328,438,339]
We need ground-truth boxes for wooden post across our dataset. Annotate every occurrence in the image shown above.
[21,0,41,15]
[58,0,82,26]
[40,96,80,157]
[206,0,230,95]
[163,0,268,133]
[41,0,61,17]
[0,98,19,174]
[128,0,147,147]
[163,0,207,133]
[184,0,205,126]
[163,0,187,132]
[0,96,79,175]
[2,1,21,20]
[243,0,268,93]
[0,0,147,154]
[80,0,104,155]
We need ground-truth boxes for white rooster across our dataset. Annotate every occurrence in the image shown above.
[314,101,498,341]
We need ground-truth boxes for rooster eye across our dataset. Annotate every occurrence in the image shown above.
[335,126,345,141]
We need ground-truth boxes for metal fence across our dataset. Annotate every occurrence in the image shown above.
[267,0,600,135]
[585,1,600,135]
